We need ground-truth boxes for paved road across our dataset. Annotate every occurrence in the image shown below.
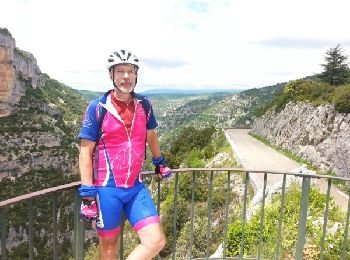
[225,129,349,211]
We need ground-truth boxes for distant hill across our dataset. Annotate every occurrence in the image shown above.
[77,87,242,100]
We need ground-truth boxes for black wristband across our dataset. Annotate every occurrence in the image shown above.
[82,199,95,206]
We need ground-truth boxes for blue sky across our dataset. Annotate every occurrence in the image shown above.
[1,0,350,92]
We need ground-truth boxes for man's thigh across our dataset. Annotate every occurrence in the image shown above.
[97,187,123,237]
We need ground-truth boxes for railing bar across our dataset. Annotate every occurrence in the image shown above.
[119,214,125,260]
[0,181,81,208]
[340,187,350,260]
[206,171,214,258]
[73,190,85,260]
[223,171,231,259]
[189,171,196,259]
[240,172,250,258]
[257,173,267,259]
[172,173,179,260]
[295,177,311,260]
[1,208,6,260]
[275,174,286,260]
[28,200,34,260]
[52,194,58,260]
[157,177,161,214]
[320,178,332,260]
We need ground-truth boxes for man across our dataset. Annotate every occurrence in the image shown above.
[78,49,171,260]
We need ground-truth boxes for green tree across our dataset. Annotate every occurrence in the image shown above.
[319,44,350,85]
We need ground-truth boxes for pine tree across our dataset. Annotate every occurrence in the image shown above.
[319,44,350,85]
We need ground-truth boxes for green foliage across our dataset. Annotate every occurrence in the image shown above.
[330,84,350,113]
[319,44,350,86]
[261,79,350,113]
[226,183,346,258]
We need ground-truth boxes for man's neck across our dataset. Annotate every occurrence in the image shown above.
[113,88,132,103]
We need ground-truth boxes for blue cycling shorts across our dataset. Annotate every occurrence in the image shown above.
[95,181,159,238]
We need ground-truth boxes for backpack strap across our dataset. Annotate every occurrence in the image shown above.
[133,92,151,123]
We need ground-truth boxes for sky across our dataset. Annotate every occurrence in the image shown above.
[1,0,350,92]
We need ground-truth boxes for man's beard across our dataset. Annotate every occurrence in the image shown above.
[115,82,135,94]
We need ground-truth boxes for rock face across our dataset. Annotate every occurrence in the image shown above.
[0,30,45,117]
[251,102,350,178]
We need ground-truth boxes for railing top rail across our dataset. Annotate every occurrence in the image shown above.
[1,168,349,208]
[0,181,81,208]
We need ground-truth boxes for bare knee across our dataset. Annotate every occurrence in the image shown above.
[99,236,118,259]
[146,231,166,251]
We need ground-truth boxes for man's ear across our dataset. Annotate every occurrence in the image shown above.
[109,70,113,80]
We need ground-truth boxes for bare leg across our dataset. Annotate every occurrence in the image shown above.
[126,223,166,260]
[99,236,118,260]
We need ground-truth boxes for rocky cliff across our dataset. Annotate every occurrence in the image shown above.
[0,28,86,186]
[251,101,350,178]
[0,29,45,117]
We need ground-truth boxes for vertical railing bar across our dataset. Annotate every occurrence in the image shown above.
[240,172,250,258]
[189,171,196,259]
[320,178,332,260]
[73,190,85,260]
[340,185,350,260]
[157,177,161,214]
[28,199,34,260]
[1,208,6,260]
[171,173,179,260]
[275,174,286,260]
[223,171,231,259]
[206,171,214,259]
[257,173,268,259]
[295,177,311,260]
[119,214,125,260]
[52,194,58,260]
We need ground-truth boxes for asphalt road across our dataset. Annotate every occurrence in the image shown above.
[225,129,349,211]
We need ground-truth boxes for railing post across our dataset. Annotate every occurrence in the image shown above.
[340,189,350,260]
[275,174,286,260]
[189,171,196,259]
[222,171,231,259]
[28,200,34,260]
[257,173,267,259]
[171,173,179,260]
[295,177,311,260]
[240,172,249,258]
[1,208,6,260]
[320,179,331,260]
[52,194,58,260]
[73,190,85,260]
[206,171,214,258]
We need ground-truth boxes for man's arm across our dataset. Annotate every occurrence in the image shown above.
[79,139,96,186]
[147,129,161,159]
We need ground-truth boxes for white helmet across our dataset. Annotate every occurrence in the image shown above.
[107,49,140,70]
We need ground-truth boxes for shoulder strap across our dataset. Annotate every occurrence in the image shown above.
[133,93,151,122]
[96,104,107,143]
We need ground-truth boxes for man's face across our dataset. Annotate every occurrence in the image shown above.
[110,64,137,94]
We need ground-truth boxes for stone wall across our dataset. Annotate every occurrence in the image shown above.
[251,102,350,178]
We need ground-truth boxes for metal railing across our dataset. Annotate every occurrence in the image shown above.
[0,168,349,260]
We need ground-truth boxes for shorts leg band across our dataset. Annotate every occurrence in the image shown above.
[133,216,160,232]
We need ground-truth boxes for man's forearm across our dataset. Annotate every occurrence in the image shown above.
[147,130,161,158]
[79,152,94,185]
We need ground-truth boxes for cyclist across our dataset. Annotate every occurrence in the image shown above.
[78,49,171,260]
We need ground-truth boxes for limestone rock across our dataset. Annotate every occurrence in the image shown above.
[0,30,45,117]
[251,102,350,178]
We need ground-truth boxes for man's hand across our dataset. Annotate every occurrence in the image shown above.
[152,154,172,179]
[80,200,98,221]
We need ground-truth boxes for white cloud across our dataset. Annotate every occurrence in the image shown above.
[1,0,350,92]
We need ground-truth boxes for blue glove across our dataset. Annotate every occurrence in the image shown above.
[152,155,172,179]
